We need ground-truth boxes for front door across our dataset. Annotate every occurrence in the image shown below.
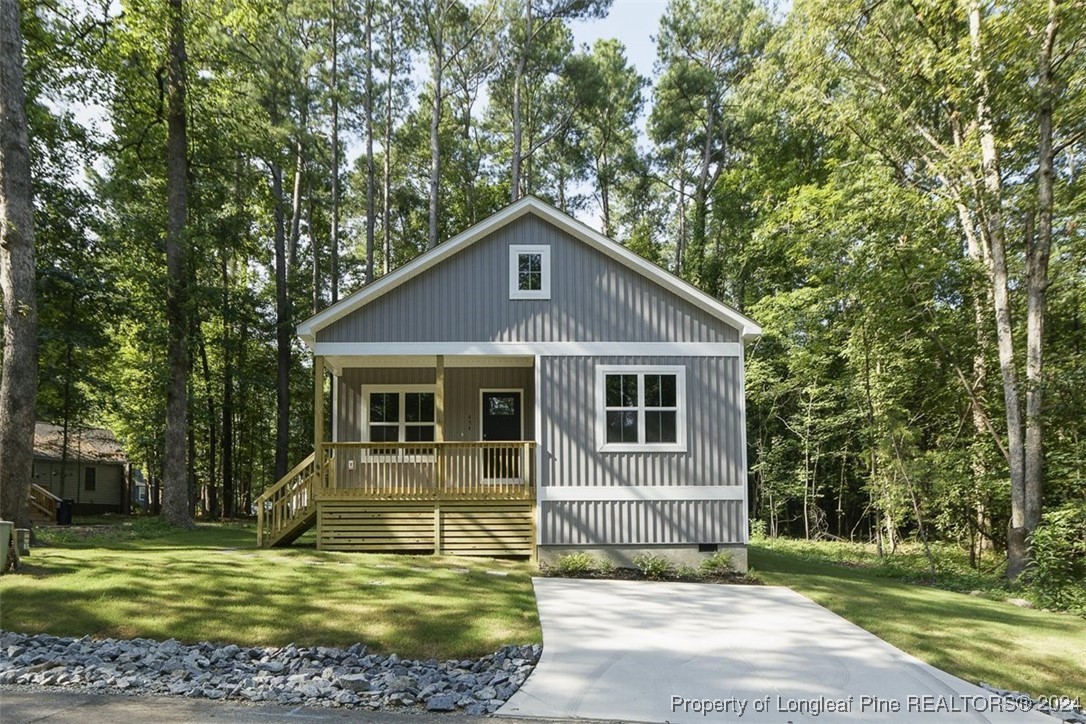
[482,390,522,480]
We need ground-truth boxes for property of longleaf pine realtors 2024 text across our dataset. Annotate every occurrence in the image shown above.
[668,694,1052,717]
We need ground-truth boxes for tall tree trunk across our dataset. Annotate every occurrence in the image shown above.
[428,19,444,250]
[60,338,73,497]
[1025,0,1058,539]
[272,161,290,483]
[599,158,611,238]
[382,10,395,275]
[688,101,716,281]
[288,101,308,273]
[329,0,341,302]
[0,0,37,531]
[969,2,1029,579]
[0,0,37,530]
[510,1,532,202]
[198,332,218,519]
[309,176,320,314]
[364,0,375,283]
[162,0,192,528]
[674,133,689,274]
[221,254,234,518]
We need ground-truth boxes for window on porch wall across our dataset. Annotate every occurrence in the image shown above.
[368,390,435,443]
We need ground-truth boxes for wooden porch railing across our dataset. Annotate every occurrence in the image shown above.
[318,441,536,501]
[29,483,61,524]
[255,452,322,546]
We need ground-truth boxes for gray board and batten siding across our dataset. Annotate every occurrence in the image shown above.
[315,202,754,554]
[316,214,739,345]
[537,355,746,546]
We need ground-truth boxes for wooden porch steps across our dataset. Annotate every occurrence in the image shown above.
[264,508,317,547]
[29,484,60,525]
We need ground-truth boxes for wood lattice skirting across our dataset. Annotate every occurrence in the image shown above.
[316,501,535,558]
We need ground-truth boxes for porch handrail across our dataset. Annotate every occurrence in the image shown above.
[255,451,317,546]
[29,483,61,523]
[319,441,536,501]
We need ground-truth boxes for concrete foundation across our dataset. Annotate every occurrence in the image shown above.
[538,543,748,573]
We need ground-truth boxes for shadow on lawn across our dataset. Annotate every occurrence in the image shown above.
[3,532,541,661]
[750,546,1086,700]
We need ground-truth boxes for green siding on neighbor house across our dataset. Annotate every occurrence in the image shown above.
[32,459,127,512]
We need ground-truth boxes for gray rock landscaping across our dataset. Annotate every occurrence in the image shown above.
[0,630,539,715]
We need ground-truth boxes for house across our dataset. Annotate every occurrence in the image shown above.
[32,422,130,515]
[131,468,150,512]
[256,197,761,570]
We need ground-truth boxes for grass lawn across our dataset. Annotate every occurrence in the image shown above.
[750,542,1086,701]
[0,519,541,660]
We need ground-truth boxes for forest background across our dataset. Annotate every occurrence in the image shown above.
[6,0,1085,605]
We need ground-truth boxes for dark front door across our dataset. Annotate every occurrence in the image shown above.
[482,391,522,479]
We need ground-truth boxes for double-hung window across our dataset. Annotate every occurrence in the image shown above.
[366,387,436,444]
[596,365,686,452]
[509,245,551,299]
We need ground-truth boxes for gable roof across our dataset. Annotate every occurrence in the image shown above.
[297,196,762,345]
[34,423,127,464]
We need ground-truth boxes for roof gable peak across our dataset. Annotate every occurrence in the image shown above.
[297,196,760,344]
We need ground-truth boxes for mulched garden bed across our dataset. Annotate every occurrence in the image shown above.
[541,566,762,585]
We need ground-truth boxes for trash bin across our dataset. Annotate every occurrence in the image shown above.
[0,521,13,573]
[57,499,74,526]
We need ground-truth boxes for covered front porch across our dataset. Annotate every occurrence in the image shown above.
[255,355,538,557]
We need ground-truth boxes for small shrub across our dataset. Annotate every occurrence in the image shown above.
[749,519,768,542]
[633,553,675,580]
[699,551,734,577]
[677,564,700,580]
[594,556,616,575]
[551,552,598,576]
[1025,502,1086,615]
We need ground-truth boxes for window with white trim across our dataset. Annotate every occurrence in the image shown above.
[596,365,686,452]
[365,387,436,442]
[509,244,551,299]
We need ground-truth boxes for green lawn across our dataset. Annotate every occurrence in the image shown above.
[6,521,1084,701]
[0,520,541,660]
[750,543,1086,701]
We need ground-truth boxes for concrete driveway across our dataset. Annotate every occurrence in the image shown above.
[499,579,1050,723]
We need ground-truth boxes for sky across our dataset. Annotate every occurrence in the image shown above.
[570,0,668,82]
[63,0,673,228]
[567,1,669,224]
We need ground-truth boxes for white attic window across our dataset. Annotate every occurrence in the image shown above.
[509,245,551,300]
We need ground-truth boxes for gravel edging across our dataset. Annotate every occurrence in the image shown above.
[0,631,539,715]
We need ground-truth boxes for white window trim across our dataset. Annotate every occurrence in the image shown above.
[362,385,437,460]
[596,365,687,453]
[509,244,551,300]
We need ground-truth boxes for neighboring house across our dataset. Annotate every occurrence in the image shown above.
[131,468,150,512]
[32,423,129,515]
[256,196,761,569]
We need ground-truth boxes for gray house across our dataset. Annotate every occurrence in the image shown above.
[256,196,760,570]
